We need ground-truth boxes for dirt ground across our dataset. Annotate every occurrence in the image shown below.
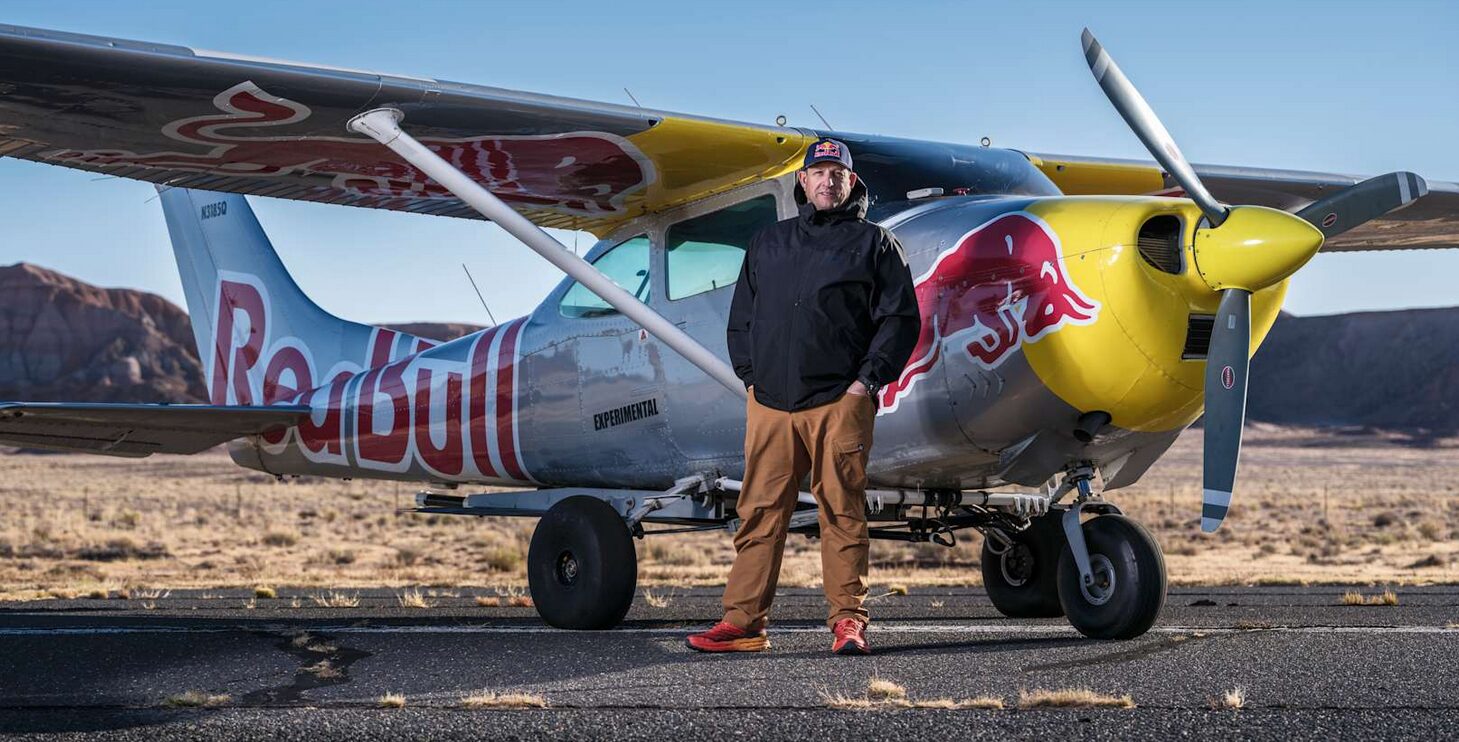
[1,423,1455,601]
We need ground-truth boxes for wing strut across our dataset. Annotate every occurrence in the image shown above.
[347,108,746,399]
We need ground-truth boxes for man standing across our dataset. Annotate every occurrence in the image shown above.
[687,138,920,655]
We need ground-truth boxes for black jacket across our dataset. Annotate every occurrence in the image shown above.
[726,180,921,411]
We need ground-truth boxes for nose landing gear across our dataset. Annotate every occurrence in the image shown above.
[1057,513,1166,639]
[982,465,1167,639]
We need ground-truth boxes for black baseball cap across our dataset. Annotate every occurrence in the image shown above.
[802,137,853,171]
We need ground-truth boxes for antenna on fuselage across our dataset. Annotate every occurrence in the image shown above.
[623,87,643,108]
[810,104,834,130]
[461,263,498,327]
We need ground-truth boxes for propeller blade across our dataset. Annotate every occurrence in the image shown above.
[1080,29,1229,227]
[1202,288,1251,533]
[1295,171,1428,240]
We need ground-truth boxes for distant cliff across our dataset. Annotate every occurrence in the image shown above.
[0,263,204,403]
[1249,308,1459,433]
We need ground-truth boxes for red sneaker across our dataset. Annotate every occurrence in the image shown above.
[686,621,769,653]
[831,618,870,655]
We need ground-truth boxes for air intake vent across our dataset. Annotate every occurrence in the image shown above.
[1183,314,1215,360]
[1137,215,1183,274]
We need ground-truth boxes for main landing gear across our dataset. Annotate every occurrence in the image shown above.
[982,466,1167,639]
[527,496,638,630]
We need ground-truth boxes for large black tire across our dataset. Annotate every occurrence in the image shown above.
[1056,514,1167,640]
[527,496,637,630]
[981,514,1065,618]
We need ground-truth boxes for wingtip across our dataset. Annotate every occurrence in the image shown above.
[1081,28,1097,51]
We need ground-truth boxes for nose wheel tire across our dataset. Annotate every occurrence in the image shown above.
[981,513,1065,618]
[1056,514,1166,640]
[528,496,637,630]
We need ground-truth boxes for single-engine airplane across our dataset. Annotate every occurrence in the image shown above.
[0,24,1454,639]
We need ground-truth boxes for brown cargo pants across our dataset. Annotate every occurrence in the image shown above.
[721,388,875,630]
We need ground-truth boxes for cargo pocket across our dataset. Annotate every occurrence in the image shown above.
[832,438,868,492]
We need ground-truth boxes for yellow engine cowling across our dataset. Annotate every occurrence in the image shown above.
[1019,197,1288,433]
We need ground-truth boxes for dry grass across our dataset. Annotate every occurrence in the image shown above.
[1017,688,1135,709]
[819,691,877,710]
[1341,590,1399,606]
[866,678,907,702]
[303,660,341,679]
[474,596,502,607]
[950,696,1005,709]
[911,696,1005,710]
[309,591,360,608]
[377,693,406,708]
[1209,687,1246,710]
[821,677,1004,711]
[459,691,550,709]
[253,585,277,599]
[641,588,671,608]
[396,587,433,609]
[163,691,230,708]
[5,425,1459,598]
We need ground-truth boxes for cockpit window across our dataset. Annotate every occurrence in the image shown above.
[666,195,778,300]
[558,235,651,318]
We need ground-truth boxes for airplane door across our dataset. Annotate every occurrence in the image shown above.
[655,193,784,472]
[563,235,683,488]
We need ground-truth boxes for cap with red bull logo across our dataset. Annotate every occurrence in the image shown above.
[803,137,853,171]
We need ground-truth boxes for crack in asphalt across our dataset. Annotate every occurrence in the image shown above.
[237,631,372,706]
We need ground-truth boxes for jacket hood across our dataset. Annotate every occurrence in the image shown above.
[794,177,869,223]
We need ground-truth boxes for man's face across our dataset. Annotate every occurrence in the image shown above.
[798,162,857,211]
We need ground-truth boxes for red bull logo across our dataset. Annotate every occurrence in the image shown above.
[210,273,533,482]
[44,81,654,217]
[878,211,1100,413]
[813,141,842,158]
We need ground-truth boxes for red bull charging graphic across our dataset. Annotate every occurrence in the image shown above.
[878,211,1100,413]
[44,81,655,217]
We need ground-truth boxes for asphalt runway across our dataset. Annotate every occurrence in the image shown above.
[1,585,1457,740]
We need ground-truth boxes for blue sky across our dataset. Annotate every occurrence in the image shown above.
[0,0,1455,323]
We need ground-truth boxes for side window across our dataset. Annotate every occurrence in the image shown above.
[666,195,778,301]
[558,235,652,318]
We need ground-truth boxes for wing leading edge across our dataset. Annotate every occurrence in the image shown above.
[0,402,310,457]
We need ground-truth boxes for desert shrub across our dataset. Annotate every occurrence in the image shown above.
[261,531,299,548]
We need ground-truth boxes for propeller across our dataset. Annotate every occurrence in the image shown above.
[1080,29,1326,532]
[1296,171,1427,240]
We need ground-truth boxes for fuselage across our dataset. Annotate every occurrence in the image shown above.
[230,170,1286,493]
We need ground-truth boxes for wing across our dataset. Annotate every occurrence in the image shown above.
[0,402,309,457]
[1028,153,1459,252]
[0,24,810,235]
